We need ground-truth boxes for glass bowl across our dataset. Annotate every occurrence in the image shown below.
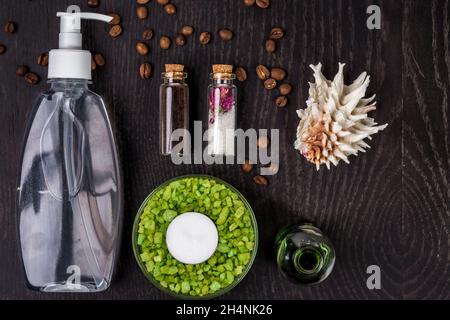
[132,174,259,299]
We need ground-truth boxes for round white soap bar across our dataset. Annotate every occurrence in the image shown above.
[166,212,218,264]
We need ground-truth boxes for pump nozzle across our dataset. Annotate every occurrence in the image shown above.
[56,7,112,49]
[48,5,113,80]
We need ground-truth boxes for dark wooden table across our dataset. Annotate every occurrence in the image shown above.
[0,0,448,300]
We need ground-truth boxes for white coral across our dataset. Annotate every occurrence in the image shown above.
[295,63,388,170]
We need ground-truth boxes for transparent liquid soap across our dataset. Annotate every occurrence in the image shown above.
[18,79,122,292]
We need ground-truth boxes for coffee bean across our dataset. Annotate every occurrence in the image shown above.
[199,32,211,45]
[139,62,152,79]
[142,29,154,40]
[275,95,288,107]
[181,25,194,36]
[108,13,121,25]
[4,21,16,34]
[175,34,186,47]
[270,27,284,40]
[164,3,176,15]
[264,78,277,90]
[0,44,6,55]
[253,175,269,185]
[37,52,49,66]
[257,136,269,149]
[235,67,247,82]
[156,0,169,4]
[265,39,276,53]
[256,0,270,8]
[159,36,171,49]
[16,65,29,77]
[87,0,99,8]
[256,65,270,80]
[109,24,122,38]
[94,53,105,66]
[137,0,150,4]
[279,83,292,95]
[242,160,254,173]
[270,67,286,81]
[136,42,149,55]
[24,72,39,85]
[243,0,256,6]
[136,6,148,20]
[218,28,233,41]
[91,57,97,70]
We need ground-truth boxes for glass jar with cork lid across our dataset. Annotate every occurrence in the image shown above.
[159,64,189,155]
[207,64,237,157]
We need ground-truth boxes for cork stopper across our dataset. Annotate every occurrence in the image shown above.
[212,64,233,74]
[165,64,184,72]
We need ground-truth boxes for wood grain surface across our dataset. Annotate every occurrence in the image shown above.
[0,0,448,300]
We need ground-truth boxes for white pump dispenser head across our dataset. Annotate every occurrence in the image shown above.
[48,5,112,80]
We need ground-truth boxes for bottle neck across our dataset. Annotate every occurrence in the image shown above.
[163,77,186,84]
[293,247,323,275]
[49,78,89,91]
[212,78,234,85]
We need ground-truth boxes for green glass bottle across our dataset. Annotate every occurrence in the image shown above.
[275,224,335,285]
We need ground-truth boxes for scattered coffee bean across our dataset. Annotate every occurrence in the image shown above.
[91,57,97,70]
[94,53,105,66]
[24,72,40,85]
[108,13,121,25]
[156,0,169,5]
[142,29,154,40]
[270,27,284,40]
[199,32,211,45]
[279,83,292,95]
[0,44,6,55]
[235,67,247,82]
[139,62,152,79]
[257,136,269,149]
[275,95,288,107]
[218,28,233,41]
[256,65,270,80]
[109,24,122,38]
[16,65,29,77]
[253,175,269,185]
[244,0,256,6]
[270,68,286,81]
[256,0,270,9]
[265,39,276,53]
[159,36,171,49]
[136,42,149,55]
[137,0,150,4]
[264,78,277,90]
[175,34,186,47]
[181,25,194,36]
[4,21,16,34]
[37,52,49,66]
[136,6,148,20]
[87,0,99,8]
[164,3,176,15]
[242,160,254,173]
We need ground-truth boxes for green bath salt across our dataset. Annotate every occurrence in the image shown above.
[135,176,256,297]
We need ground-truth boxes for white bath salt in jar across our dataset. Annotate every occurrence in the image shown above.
[165,212,219,264]
[207,64,237,157]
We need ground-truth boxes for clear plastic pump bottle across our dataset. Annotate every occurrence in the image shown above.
[17,6,122,292]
